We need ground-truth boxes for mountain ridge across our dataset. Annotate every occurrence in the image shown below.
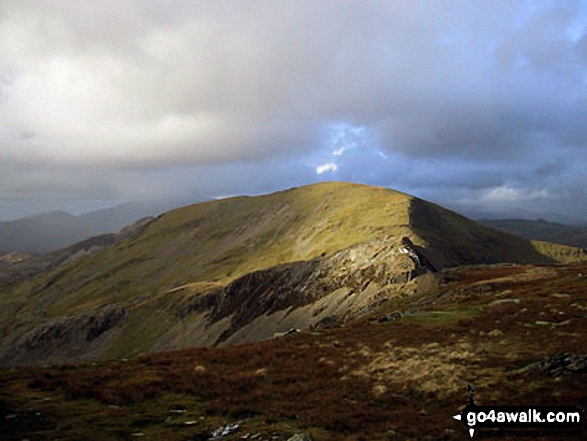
[0,201,182,254]
[0,181,585,366]
[479,218,587,249]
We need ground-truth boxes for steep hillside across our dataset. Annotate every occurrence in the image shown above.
[410,198,586,267]
[479,218,587,249]
[0,182,585,366]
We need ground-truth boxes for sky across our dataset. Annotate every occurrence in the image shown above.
[1,1,587,222]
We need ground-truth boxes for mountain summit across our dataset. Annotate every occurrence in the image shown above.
[0,182,585,366]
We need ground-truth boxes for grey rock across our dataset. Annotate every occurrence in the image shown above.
[526,353,587,377]
[273,328,301,338]
[211,423,240,439]
[287,435,312,441]
[378,311,404,322]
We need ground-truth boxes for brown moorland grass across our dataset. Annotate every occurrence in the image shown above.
[1,263,587,440]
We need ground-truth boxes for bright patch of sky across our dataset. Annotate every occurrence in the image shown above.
[1,1,587,223]
[316,163,338,175]
[567,1,587,41]
[481,186,554,203]
[312,122,393,181]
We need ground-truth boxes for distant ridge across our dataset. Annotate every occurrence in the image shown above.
[0,201,181,254]
[479,218,587,250]
[0,181,585,366]
[0,216,154,284]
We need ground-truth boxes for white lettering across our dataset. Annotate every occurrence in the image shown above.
[568,412,581,423]
[467,412,476,426]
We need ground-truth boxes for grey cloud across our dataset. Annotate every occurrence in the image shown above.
[534,160,569,179]
[0,1,540,165]
[0,1,586,220]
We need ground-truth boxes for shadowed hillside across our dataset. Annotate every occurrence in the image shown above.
[479,218,587,250]
[0,201,179,254]
[409,198,585,268]
[0,216,154,284]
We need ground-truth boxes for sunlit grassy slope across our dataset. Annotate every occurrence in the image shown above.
[3,182,414,317]
[0,182,585,363]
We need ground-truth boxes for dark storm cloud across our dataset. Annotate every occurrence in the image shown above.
[0,1,586,220]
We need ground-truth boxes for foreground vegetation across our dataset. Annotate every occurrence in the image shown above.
[2,263,587,440]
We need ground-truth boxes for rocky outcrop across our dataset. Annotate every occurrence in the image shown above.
[0,235,435,366]
[85,308,128,342]
[526,353,587,377]
[1,307,126,365]
[197,235,435,344]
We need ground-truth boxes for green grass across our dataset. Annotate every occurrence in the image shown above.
[10,183,412,313]
[2,181,586,366]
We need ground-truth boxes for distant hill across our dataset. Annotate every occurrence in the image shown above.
[479,219,587,249]
[0,216,154,284]
[0,182,585,366]
[0,201,181,254]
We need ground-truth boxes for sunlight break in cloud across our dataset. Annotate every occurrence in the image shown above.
[316,163,338,175]
[0,1,586,221]
[481,185,555,203]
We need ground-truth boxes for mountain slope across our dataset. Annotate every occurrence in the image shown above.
[479,218,587,249]
[0,182,585,366]
[0,201,180,254]
[2,262,587,440]
[410,198,586,267]
[0,216,154,285]
[0,211,80,254]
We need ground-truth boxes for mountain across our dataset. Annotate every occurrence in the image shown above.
[0,182,585,366]
[479,218,587,249]
[0,210,79,255]
[0,216,154,285]
[0,201,182,254]
[452,205,585,225]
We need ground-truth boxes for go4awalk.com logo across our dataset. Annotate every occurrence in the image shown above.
[452,388,584,438]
